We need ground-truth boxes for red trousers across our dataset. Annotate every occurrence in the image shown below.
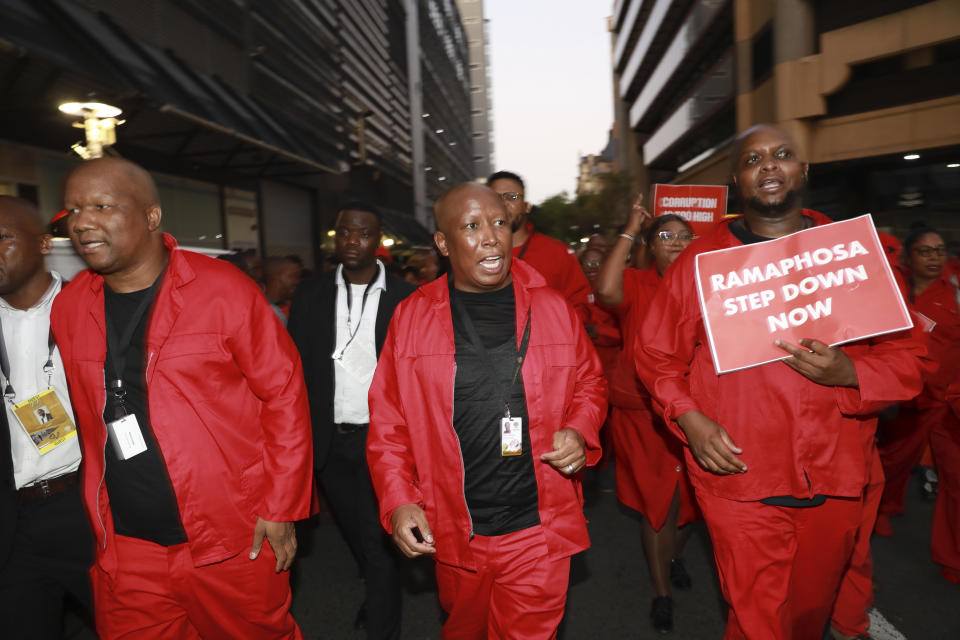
[434,525,570,640]
[878,404,937,517]
[830,451,884,637]
[92,535,301,639]
[931,410,960,582]
[697,492,861,640]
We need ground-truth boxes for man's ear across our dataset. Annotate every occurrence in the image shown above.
[146,205,163,232]
[39,233,53,256]
[434,231,449,257]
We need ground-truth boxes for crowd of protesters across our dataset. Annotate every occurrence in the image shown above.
[1,123,957,640]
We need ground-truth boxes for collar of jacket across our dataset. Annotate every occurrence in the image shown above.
[84,232,193,294]
[418,258,549,348]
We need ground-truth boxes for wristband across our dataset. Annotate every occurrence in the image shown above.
[618,232,635,242]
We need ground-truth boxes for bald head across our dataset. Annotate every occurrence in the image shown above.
[0,196,46,236]
[63,157,168,292]
[433,182,512,293]
[434,183,505,233]
[730,124,804,176]
[0,196,53,308]
[65,157,160,207]
[730,123,809,219]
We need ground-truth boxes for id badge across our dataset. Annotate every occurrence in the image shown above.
[338,341,378,382]
[500,417,522,456]
[11,388,78,455]
[106,414,148,460]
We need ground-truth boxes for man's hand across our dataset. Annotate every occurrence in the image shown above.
[540,428,587,475]
[250,518,297,572]
[390,504,436,558]
[775,338,859,387]
[677,411,747,475]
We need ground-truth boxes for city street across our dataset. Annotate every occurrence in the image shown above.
[290,468,960,639]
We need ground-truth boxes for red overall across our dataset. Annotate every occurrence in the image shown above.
[367,260,607,638]
[635,213,929,638]
[609,268,698,528]
[512,222,591,322]
[52,236,313,639]
[878,275,960,526]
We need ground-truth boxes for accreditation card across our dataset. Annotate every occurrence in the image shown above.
[501,417,522,456]
[11,388,78,455]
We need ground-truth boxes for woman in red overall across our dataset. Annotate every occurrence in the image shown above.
[595,198,700,633]
[877,227,960,582]
[874,227,960,560]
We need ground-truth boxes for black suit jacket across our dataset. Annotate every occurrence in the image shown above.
[288,268,415,471]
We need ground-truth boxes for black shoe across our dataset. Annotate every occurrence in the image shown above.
[651,596,673,634]
[670,557,692,590]
[354,604,367,630]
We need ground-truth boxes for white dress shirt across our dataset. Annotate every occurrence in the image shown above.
[333,261,386,424]
[2,272,81,489]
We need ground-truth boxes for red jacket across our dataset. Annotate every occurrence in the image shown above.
[366,260,607,569]
[52,235,313,574]
[636,212,929,501]
[512,222,591,321]
[608,268,660,409]
[909,274,960,404]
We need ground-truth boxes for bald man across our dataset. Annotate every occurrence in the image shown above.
[366,183,607,638]
[635,125,928,638]
[51,158,313,639]
[0,196,92,639]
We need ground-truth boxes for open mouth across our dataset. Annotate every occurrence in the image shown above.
[478,255,504,274]
[758,177,784,193]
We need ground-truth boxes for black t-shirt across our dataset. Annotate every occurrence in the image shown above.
[451,283,540,536]
[729,215,826,508]
[103,281,187,545]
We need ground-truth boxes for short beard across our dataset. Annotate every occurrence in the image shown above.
[746,188,802,216]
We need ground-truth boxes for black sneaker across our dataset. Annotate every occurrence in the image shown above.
[651,596,673,634]
[670,557,692,590]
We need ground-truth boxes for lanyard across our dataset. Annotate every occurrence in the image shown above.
[104,274,164,418]
[332,268,378,361]
[516,230,535,261]
[449,277,531,419]
[0,315,56,403]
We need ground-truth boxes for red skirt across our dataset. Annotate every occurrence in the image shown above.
[610,402,700,529]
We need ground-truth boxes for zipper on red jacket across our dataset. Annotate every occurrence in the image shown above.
[451,362,474,541]
[95,372,109,550]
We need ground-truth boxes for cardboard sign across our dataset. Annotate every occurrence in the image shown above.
[651,184,728,237]
[695,215,912,374]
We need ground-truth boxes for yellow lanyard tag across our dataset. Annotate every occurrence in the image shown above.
[11,388,77,455]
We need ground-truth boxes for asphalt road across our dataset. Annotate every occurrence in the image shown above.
[290,467,960,639]
[62,466,959,638]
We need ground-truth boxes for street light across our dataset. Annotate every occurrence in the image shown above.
[58,101,124,159]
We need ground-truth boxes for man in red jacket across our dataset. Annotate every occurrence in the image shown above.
[366,182,606,639]
[487,171,591,321]
[635,125,928,638]
[52,158,313,639]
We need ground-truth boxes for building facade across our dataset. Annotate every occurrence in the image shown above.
[0,0,474,265]
[611,0,960,236]
[577,132,616,196]
[456,0,494,180]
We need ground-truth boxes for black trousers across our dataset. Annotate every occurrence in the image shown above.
[320,428,402,640]
[0,482,94,640]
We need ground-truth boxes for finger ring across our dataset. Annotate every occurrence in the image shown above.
[567,464,575,473]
